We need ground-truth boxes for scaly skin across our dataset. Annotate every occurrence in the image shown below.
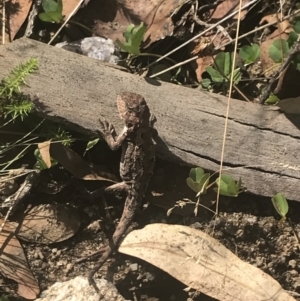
[88,92,156,287]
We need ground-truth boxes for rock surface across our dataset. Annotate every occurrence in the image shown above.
[36,276,129,301]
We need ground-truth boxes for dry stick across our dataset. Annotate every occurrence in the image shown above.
[2,0,5,44]
[0,170,40,234]
[259,35,300,104]
[24,0,42,37]
[215,1,243,218]
[216,8,300,50]
[48,0,85,45]
[151,6,300,80]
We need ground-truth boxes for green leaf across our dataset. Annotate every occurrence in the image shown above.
[42,0,58,12]
[39,11,62,23]
[201,78,211,89]
[287,31,298,48]
[293,16,300,33]
[56,0,63,14]
[189,167,205,183]
[239,44,260,64]
[269,39,290,63]
[186,167,210,195]
[265,94,279,105]
[123,24,136,41]
[214,52,231,76]
[214,174,241,197]
[83,138,99,156]
[232,68,241,85]
[293,53,300,71]
[47,11,63,22]
[206,66,223,83]
[115,23,146,55]
[39,12,53,22]
[271,193,289,218]
[0,296,10,301]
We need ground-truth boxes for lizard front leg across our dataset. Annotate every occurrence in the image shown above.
[98,118,129,151]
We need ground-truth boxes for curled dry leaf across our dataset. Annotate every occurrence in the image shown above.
[17,204,81,244]
[259,14,292,75]
[91,0,187,46]
[50,142,118,182]
[0,220,40,299]
[119,224,296,301]
[38,140,52,168]
[210,0,250,20]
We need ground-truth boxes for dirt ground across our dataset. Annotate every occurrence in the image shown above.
[1,143,300,301]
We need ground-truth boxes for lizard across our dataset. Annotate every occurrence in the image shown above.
[88,92,156,288]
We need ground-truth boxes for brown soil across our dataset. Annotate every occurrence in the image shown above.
[2,155,300,301]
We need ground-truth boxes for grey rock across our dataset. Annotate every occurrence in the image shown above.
[36,276,129,301]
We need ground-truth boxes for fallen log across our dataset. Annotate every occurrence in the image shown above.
[0,38,300,201]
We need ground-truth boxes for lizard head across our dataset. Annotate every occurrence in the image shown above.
[117,92,150,129]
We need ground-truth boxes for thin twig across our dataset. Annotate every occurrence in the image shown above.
[215,0,243,217]
[216,8,300,50]
[143,0,259,71]
[2,0,5,44]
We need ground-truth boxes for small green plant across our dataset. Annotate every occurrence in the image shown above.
[0,295,10,301]
[239,44,260,64]
[0,59,74,172]
[204,52,241,90]
[116,23,147,55]
[271,192,289,224]
[186,167,243,198]
[265,93,280,105]
[39,0,63,23]
[214,174,242,197]
[0,58,38,120]
[268,17,300,70]
[0,58,38,98]
[168,167,244,216]
[186,167,210,196]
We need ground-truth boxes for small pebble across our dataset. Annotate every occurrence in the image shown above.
[130,263,138,271]
[290,270,299,277]
[289,259,297,269]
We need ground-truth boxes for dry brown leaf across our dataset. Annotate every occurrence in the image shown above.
[91,0,186,47]
[62,0,82,19]
[194,56,214,82]
[119,224,296,301]
[50,142,118,182]
[259,13,292,76]
[259,13,284,25]
[259,32,289,75]
[1,0,32,42]
[259,14,292,39]
[17,204,81,244]
[38,140,52,168]
[0,220,40,299]
[210,0,250,20]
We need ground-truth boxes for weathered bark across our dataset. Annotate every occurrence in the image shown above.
[1,38,300,201]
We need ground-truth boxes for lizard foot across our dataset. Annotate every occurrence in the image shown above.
[98,117,115,136]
